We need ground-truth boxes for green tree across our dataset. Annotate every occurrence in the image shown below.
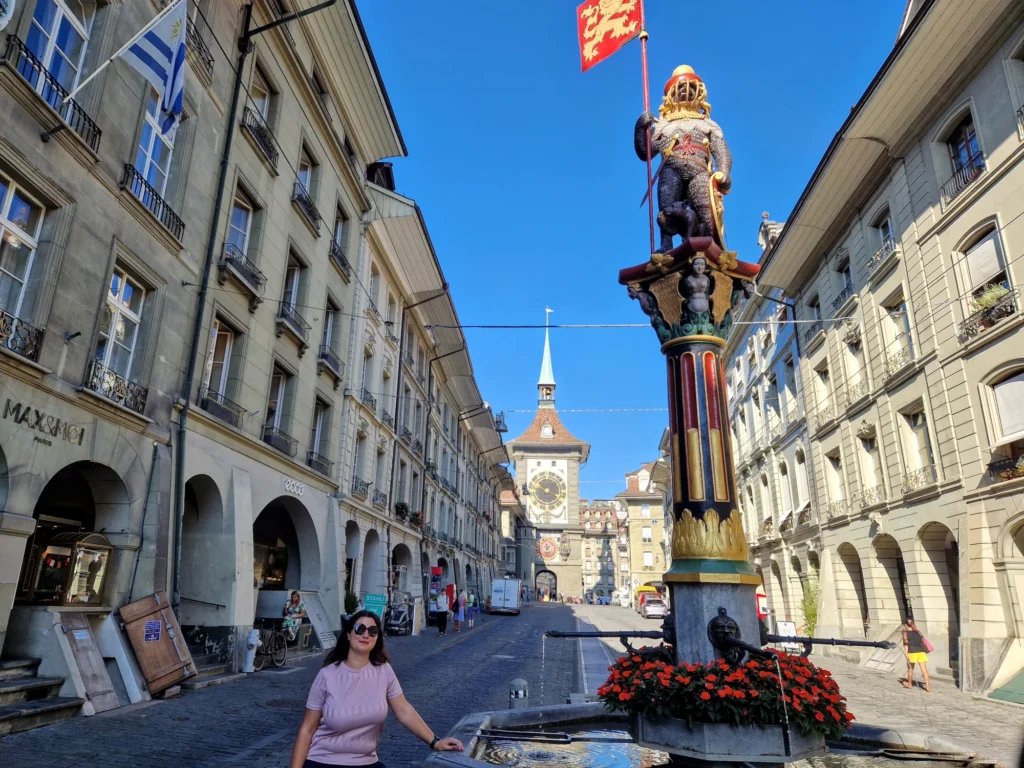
[344,590,359,615]
[800,568,820,637]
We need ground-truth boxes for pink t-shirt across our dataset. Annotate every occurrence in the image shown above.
[305,661,403,765]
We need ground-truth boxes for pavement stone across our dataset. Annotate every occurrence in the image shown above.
[573,603,1024,767]
[0,603,579,767]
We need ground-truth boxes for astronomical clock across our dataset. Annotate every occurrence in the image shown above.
[528,470,567,524]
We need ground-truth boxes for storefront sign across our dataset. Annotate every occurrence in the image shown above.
[283,478,305,496]
[144,620,162,642]
[3,399,86,445]
[363,593,387,618]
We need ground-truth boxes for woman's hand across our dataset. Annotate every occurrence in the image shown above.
[433,737,464,752]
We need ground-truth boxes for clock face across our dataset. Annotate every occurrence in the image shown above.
[529,471,567,512]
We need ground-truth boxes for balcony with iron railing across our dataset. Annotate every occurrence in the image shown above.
[823,499,847,520]
[262,424,297,456]
[831,286,853,316]
[242,107,278,169]
[385,326,398,345]
[759,518,774,539]
[276,303,311,351]
[867,237,898,277]
[351,476,369,498]
[307,451,334,476]
[121,164,184,241]
[989,456,1024,482]
[858,484,886,508]
[218,243,267,304]
[328,240,352,280]
[3,34,102,152]
[779,515,794,535]
[400,425,413,441]
[958,288,1017,343]
[0,308,44,362]
[199,388,245,429]
[317,344,342,381]
[941,152,985,207]
[902,464,937,495]
[361,387,377,410]
[291,182,322,233]
[807,401,835,433]
[413,439,424,456]
[802,318,825,346]
[845,377,871,408]
[882,334,914,382]
[380,408,394,430]
[86,360,147,415]
[797,507,812,526]
[185,17,214,80]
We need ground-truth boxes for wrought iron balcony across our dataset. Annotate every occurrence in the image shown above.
[367,301,382,323]
[185,17,214,79]
[351,476,369,498]
[380,408,394,430]
[219,243,267,296]
[989,457,1024,482]
[242,107,278,168]
[277,303,311,345]
[318,344,342,378]
[802,319,824,345]
[845,377,871,406]
[858,484,886,508]
[307,451,334,476]
[262,424,297,456]
[291,182,322,232]
[759,518,774,537]
[404,353,415,367]
[413,439,424,456]
[823,499,846,520]
[3,34,101,152]
[958,290,1017,343]
[199,388,245,428]
[86,360,147,415]
[867,237,898,276]
[121,164,184,240]
[882,334,914,381]
[941,152,985,207]
[361,387,377,410]
[372,490,388,509]
[400,425,413,441]
[831,286,853,315]
[797,507,811,526]
[385,326,398,345]
[329,240,352,280]
[779,515,794,535]
[808,401,834,432]
[902,464,937,494]
[0,308,43,362]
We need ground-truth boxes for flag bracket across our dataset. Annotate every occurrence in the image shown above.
[40,123,67,143]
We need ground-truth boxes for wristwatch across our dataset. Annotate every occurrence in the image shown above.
[429,736,440,750]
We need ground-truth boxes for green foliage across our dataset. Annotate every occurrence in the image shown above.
[344,590,359,615]
[971,283,1010,312]
[800,568,821,638]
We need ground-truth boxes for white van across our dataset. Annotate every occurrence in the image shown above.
[490,578,521,615]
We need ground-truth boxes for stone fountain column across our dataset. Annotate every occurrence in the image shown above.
[620,237,762,666]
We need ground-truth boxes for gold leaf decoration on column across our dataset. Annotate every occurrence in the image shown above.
[672,508,748,561]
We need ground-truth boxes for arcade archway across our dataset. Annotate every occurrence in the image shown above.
[835,543,870,638]
[392,543,412,593]
[536,570,556,602]
[253,496,321,593]
[180,475,233,628]
[344,520,361,595]
[360,529,380,596]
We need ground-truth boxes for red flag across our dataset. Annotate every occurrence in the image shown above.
[577,0,642,72]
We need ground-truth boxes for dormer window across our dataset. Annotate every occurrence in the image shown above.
[541,424,553,438]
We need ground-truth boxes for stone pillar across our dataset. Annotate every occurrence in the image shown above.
[0,514,35,656]
[620,237,762,665]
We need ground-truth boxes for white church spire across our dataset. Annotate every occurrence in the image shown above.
[538,308,555,407]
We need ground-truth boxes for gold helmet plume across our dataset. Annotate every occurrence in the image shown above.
[660,65,711,121]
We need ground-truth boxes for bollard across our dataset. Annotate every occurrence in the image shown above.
[242,628,261,673]
[509,677,529,709]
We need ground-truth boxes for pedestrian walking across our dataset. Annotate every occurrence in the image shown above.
[435,591,449,636]
[289,610,463,767]
[902,619,932,692]
[454,589,466,633]
[467,590,477,629]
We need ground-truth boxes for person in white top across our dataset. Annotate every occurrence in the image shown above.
[435,591,449,636]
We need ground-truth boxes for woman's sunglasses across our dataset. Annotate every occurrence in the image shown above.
[353,624,379,637]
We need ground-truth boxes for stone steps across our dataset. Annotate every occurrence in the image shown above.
[0,676,65,706]
[180,672,246,690]
[0,658,41,682]
[0,697,84,736]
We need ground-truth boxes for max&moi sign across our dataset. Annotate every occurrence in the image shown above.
[3,399,86,446]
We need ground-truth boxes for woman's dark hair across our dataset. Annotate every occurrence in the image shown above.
[323,610,389,667]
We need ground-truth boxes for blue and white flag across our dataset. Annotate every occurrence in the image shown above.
[121,0,187,136]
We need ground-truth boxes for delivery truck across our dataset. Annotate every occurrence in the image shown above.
[489,578,521,615]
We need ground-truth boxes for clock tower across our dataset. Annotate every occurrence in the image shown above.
[508,310,590,600]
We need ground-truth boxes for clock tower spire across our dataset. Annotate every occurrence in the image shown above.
[538,307,555,408]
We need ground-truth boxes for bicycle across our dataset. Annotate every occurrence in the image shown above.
[252,618,288,670]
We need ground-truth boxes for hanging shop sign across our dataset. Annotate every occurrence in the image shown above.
[3,399,86,446]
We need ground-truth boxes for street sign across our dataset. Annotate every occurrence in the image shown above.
[363,593,387,618]
[632,578,640,587]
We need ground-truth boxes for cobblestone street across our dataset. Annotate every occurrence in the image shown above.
[0,604,578,767]
[575,604,1024,767]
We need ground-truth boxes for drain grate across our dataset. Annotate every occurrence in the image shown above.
[264,698,306,710]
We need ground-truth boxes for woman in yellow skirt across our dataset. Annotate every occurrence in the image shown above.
[902,619,931,692]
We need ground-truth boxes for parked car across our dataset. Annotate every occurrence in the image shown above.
[642,598,667,619]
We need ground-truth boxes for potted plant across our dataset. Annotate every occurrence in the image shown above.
[393,501,410,521]
[969,284,1013,331]
[999,456,1024,482]
[344,590,359,615]
[409,511,424,528]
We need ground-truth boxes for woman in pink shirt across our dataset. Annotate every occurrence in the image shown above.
[289,610,463,767]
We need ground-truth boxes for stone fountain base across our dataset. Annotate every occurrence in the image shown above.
[632,713,826,767]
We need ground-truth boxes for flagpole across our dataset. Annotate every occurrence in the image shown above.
[62,0,184,104]
[639,1,655,254]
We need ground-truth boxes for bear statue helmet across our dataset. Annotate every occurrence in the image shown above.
[660,64,711,121]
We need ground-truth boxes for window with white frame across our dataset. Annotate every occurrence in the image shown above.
[297,147,314,194]
[814,363,831,408]
[0,175,45,321]
[26,0,96,99]
[808,294,822,321]
[310,399,329,457]
[882,293,913,363]
[873,212,895,257]
[962,229,1011,313]
[794,449,810,506]
[227,190,254,256]
[642,551,654,568]
[778,461,793,513]
[135,90,176,196]
[333,206,348,253]
[96,268,145,379]
[641,504,651,518]
[759,473,773,520]
[825,450,844,502]
[858,434,883,492]
[265,366,289,431]
[992,370,1024,446]
[282,254,302,311]
[836,257,853,296]
[322,298,340,353]
[202,317,234,396]
[251,66,272,121]
[900,407,936,477]
[642,526,652,543]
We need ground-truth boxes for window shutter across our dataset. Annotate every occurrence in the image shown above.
[966,234,1002,290]
[995,372,1024,438]
[202,320,219,390]
[643,551,653,567]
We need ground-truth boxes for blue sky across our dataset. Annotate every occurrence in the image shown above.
[359,0,905,496]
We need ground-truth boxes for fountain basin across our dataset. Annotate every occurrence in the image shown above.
[632,713,826,764]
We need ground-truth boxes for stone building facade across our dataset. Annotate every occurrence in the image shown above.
[749,0,1024,693]
[0,0,504,725]
[578,500,623,600]
[617,464,666,606]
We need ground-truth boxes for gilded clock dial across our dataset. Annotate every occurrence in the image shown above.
[529,471,566,512]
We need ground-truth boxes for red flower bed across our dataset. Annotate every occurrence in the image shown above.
[597,651,854,741]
